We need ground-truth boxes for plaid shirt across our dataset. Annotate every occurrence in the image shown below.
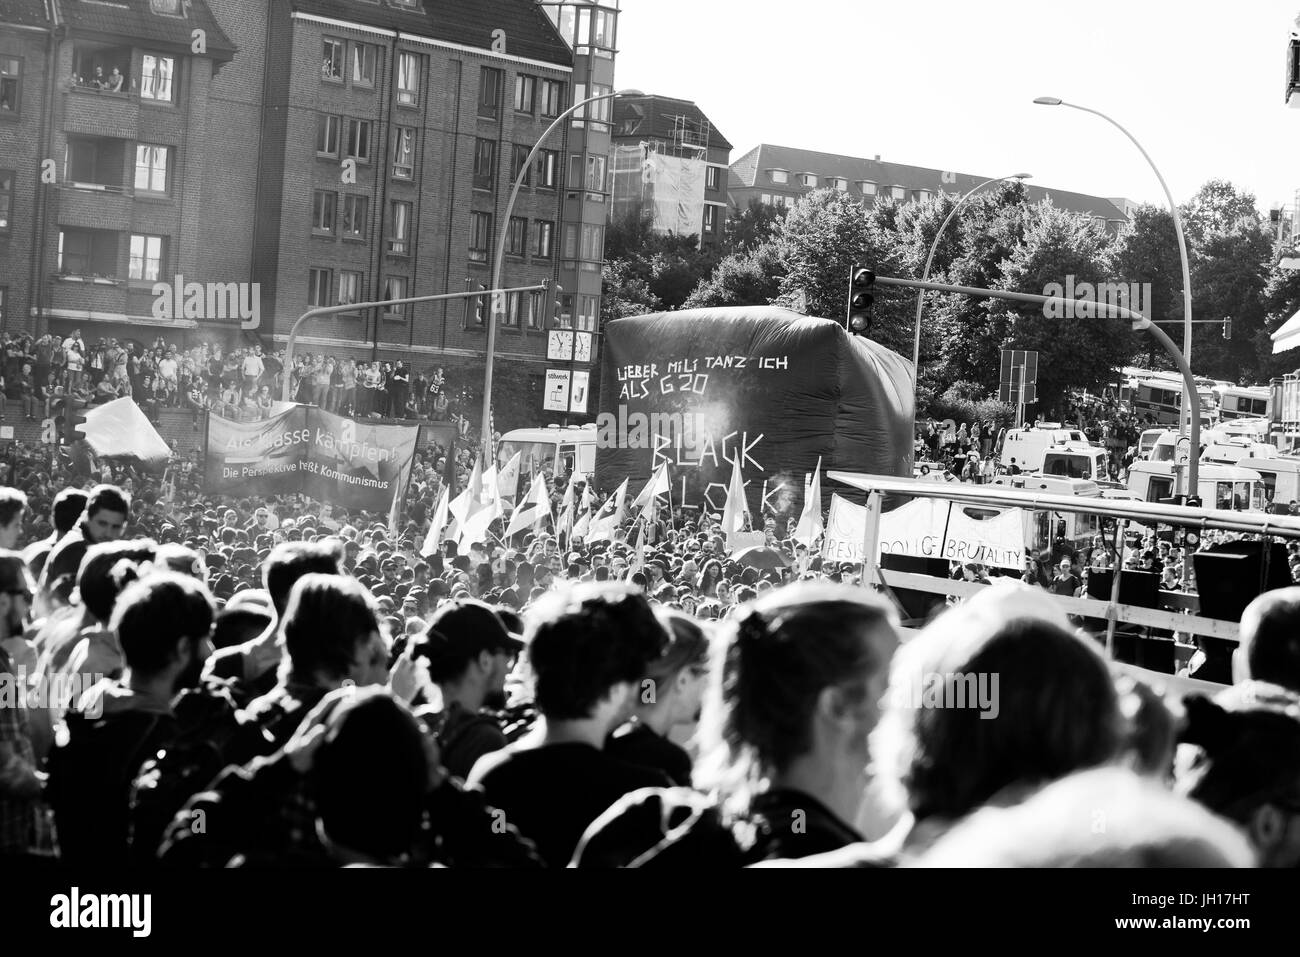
[0,647,48,857]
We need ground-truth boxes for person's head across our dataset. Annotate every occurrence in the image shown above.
[525,583,668,731]
[0,488,28,550]
[1235,588,1300,693]
[913,767,1254,868]
[82,484,130,544]
[281,573,387,690]
[637,609,711,728]
[872,583,1123,825]
[113,572,216,693]
[695,583,901,810]
[411,599,522,709]
[0,551,35,639]
[306,687,430,865]
[263,540,343,617]
[76,540,158,624]
[1177,683,1300,867]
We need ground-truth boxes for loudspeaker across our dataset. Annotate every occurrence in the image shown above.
[1193,542,1292,621]
[1111,632,1177,674]
[881,553,949,622]
[1084,569,1161,608]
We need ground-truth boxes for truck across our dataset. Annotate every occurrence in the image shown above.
[1127,460,1266,512]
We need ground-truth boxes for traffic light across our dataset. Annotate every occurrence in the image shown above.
[1222,318,1232,340]
[846,267,874,335]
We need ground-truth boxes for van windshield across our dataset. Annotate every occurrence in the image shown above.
[1044,454,1094,478]
[498,441,559,479]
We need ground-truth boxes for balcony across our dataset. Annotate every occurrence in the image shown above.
[55,184,133,230]
[63,87,140,138]
[48,275,128,318]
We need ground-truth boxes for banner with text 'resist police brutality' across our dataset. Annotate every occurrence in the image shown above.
[205,406,419,512]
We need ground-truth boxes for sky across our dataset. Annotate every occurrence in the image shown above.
[613,0,1300,214]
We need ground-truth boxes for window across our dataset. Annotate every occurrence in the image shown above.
[703,205,717,234]
[322,39,345,82]
[128,234,164,281]
[534,148,559,188]
[514,75,535,114]
[770,169,788,184]
[562,223,578,260]
[534,220,553,258]
[556,293,574,328]
[338,270,362,310]
[572,83,612,126]
[706,166,720,191]
[341,194,367,239]
[890,185,906,202]
[345,119,371,162]
[467,291,486,327]
[140,54,174,102]
[149,0,184,15]
[388,200,411,255]
[0,170,13,232]
[586,153,606,192]
[0,288,5,324]
[799,173,817,188]
[0,57,20,115]
[915,189,931,203]
[511,144,532,186]
[473,138,495,190]
[577,295,598,332]
[133,145,169,193]
[389,0,419,8]
[527,290,544,329]
[393,126,416,179]
[316,114,340,157]
[396,52,419,106]
[506,216,527,257]
[312,190,336,233]
[352,43,377,87]
[760,193,771,205]
[591,8,615,50]
[469,211,491,262]
[538,79,564,118]
[832,177,848,191]
[479,67,502,119]
[859,181,877,196]
[581,223,603,261]
[503,290,522,328]
[383,276,409,319]
[308,268,332,307]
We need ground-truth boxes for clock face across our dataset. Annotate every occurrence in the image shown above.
[547,330,572,361]
[575,332,592,364]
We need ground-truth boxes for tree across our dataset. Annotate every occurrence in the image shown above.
[1256,262,1300,380]
[1185,216,1271,382]
[682,241,785,309]
[1182,179,1261,246]
[600,259,661,325]
[1111,205,1184,370]
[601,208,716,311]
[725,199,787,254]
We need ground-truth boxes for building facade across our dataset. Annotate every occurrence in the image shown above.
[729,144,1133,229]
[609,94,731,249]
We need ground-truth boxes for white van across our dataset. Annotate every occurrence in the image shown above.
[999,427,1088,473]
[1237,456,1300,510]
[1041,445,1109,482]
[1127,461,1266,511]
[497,424,597,483]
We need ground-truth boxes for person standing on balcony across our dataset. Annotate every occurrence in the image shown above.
[106,68,124,93]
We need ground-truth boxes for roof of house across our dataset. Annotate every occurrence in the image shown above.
[729,144,1128,220]
[3,0,51,28]
[58,0,236,59]
[292,0,572,67]
[611,94,734,152]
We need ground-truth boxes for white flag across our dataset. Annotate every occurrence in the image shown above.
[421,488,450,557]
[449,458,483,528]
[506,472,552,538]
[586,478,629,543]
[630,462,671,511]
[793,457,824,549]
[496,452,523,503]
[721,457,750,548]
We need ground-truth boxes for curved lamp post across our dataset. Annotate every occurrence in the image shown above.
[912,172,1032,368]
[1034,97,1199,494]
[479,86,644,462]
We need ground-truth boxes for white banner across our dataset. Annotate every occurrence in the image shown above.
[544,370,571,412]
[820,494,1026,568]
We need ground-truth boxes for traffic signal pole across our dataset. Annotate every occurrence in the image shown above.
[874,273,1200,493]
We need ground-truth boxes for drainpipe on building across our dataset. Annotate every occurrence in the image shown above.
[31,1,63,337]
[370,35,398,363]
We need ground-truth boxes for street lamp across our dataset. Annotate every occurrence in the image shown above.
[912,172,1031,368]
[479,86,645,463]
[1033,97,1198,488]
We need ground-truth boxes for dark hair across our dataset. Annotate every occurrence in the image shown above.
[645,609,710,684]
[1238,588,1300,694]
[114,572,215,677]
[213,608,273,650]
[699,584,897,797]
[309,689,429,861]
[885,616,1122,822]
[264,540,343,615]
[85,484,129,521]
[77,540,158,622]
[0,488,28,527]
[526,583,668,721]
[281,574,380,682]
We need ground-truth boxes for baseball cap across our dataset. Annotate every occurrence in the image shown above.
[411,599,525,682]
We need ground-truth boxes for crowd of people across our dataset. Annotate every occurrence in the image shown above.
[1,465,1299,869]
[1,332,470,429]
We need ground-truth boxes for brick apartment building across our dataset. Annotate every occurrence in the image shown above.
[729,144,1133,229]
[0,0,622,432]
[609,94,731,250]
